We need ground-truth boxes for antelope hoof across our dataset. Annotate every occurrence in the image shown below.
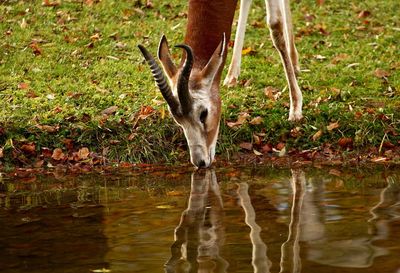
[288,111,303,121]
[223,75,238,87]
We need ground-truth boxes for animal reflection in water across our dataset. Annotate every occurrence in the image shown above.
[165,170,399,273]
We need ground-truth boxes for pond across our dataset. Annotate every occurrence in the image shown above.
[1,166,399,273]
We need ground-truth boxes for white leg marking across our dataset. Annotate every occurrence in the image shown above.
[224,0,253,87]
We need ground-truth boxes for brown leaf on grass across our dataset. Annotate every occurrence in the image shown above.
[253,149,262,156]
[316,0,324,5]
[312,130,323,141]
[29,42,42,55]
[41,147,52,158]
[331,53,349,64]
[276,142,286,151]
[146,0,154,8]
[138,105,155,119]
[264,86,281,101]
[101,106,118,115]
[36,124,59,133]
[21,143,36,155]
[52,148,65,161]
[374,68,390,78]
[249,116,263,125]
[327,122,340,131]
[253,134,261,145]
[290,127,302,138]
[261,144,272,153]
[77,147,90,160]
[338,137,353,148]
[227,112,250,128]
[0,148,3,158]
[26,90,38,98]
[42,0,60,7]
[358,10,371,18]
[18,82,29,89]
[239,142,253,151]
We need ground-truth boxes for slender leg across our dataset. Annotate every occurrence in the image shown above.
[224,0,253,87]
[266,0,302,121]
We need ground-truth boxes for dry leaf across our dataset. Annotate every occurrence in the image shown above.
[138,105,155,119]
[242,47,256,56]
[29,42,42,55]
[374,68,390,78]
[20,18,27,29]
[261,144,272,153]
[312,130,323,141]
[18,82,29,89]
[331,53,349,64]
[239,142,253,151]
[36,124,59,133]
[358,10,371,18]
[77,147,90,160]
[276,142,285,150]
[42,0,60,7]
[0,148,3,158]
[264,86,281,101]
[327,122,339,131]
[249,116,263,125]
[316,0,324,5]
[338,137,353,148]
[101,106,118,115]
[52,148,65,161]
[253,134,261,145]
[253,149,262,156]
[21,143,36,155]
[226,112,250,128]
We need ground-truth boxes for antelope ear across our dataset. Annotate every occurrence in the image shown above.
[158,35,178,79]
[201,33,226,84]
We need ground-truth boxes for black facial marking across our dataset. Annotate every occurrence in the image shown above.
[199,109,208,124]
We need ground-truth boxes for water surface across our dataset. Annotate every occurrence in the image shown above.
[1,167,399,273]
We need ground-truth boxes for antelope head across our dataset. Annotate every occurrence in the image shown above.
[138,35,225,168]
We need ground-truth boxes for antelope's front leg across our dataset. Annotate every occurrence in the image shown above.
[266,0,302,121]
[224,0,253,87]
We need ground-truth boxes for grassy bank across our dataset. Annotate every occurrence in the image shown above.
[1,0,399,168]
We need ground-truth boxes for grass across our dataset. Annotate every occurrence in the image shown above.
[0,0,399,167]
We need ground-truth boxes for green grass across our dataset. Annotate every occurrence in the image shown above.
[0,0,399,167]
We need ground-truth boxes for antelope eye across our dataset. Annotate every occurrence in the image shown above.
[199,109,208,124]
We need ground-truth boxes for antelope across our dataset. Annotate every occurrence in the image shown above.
[138,0,302,168]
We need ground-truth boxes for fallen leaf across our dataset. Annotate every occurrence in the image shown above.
[138,105,155,119]
[316,0,324,5]
[18,82,29,89]
[312,130,323,141]
[253,134,261,145]
[249,116,263,125]
[101,106,118,115]
[227,112,250,128]
[29,42,42,55]
[331,53,349,64]
[253,149,262,156]
[371,157,387,162]
[338,137,353,148]
[52,148,65,161]
[0,148,3,158]
[374,68,390,78]
[327,122,339,131]
[21,143,36,155]
[42,0,60,7]
[261,144,272,153]
[264,86,281,101]
[358,10,371,18]
[239,142,253,151]
[36,124,59,133]
[242,47,256,56]
[77,147,90,160]
[276,142,285,150]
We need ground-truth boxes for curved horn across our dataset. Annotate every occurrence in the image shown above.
[138,44,180,114]
[175,44,194,115]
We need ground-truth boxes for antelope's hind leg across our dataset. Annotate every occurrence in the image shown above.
[266,0,302,121]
